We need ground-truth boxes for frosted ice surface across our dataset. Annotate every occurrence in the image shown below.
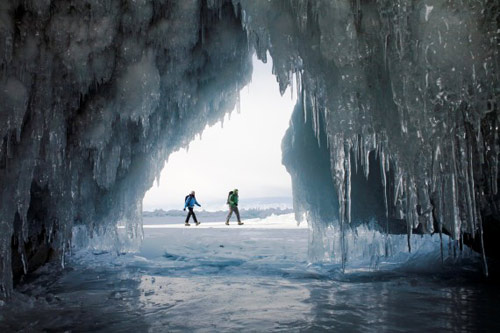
[0,224,490,332]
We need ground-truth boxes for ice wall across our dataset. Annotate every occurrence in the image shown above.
[283,99,389,228]
[0,0,252,297]
[233,0,499,269]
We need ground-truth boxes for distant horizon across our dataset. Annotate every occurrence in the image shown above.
[142,195,294,212]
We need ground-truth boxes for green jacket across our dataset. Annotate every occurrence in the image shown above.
[228,193,238,207]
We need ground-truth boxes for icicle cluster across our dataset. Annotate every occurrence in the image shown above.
[236,0,499,272]
[0,0,251,298]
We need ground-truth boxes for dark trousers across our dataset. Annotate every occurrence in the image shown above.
[185,207,198,223]
[226,205,241,223]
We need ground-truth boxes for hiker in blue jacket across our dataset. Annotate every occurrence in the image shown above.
[184,190,201,226]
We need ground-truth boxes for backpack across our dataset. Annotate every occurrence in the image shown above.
[226,191,233,204]
[185,194,190,204]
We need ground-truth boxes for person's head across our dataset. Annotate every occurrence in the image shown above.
[234,189,238,194]
[191,190,195,196]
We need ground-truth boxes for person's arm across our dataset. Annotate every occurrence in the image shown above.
[195,199,201,207]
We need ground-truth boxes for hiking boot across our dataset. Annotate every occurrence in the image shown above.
[196,221,200,226]
[185,223,190,226]
[225,221,229,226]
[238,222,244,225]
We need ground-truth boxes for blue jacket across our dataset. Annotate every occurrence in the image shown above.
[184,195,201,209]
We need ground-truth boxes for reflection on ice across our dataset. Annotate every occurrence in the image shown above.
[138,276,311,331]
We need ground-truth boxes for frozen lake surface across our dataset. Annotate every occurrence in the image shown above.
[1,215,499,332]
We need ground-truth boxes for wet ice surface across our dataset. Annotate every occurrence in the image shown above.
[1,217,499,332]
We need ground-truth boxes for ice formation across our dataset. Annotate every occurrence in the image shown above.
[238,0,499,273]
[0,0,499,297]
[0,0,252,298]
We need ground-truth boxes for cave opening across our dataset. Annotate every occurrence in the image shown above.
[142,55,296,214]
[1,0,500,330]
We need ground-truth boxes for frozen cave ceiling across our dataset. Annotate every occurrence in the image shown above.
[0,0,499,297]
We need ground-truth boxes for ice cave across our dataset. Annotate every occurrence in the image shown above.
[1,0,499,331]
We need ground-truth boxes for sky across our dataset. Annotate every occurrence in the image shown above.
[142,55,297,211]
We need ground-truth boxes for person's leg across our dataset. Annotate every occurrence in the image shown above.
[185,208,193,225]
[235,206,243,225]
[191,208,199,224]
[226,206,233,225]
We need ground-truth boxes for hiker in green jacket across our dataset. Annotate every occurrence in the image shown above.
[226,189,243,226]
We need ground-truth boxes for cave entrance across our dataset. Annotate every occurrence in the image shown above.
[142,54,297,227]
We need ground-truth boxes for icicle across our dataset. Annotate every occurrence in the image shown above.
[384,33,389,70]
[353,136,359,175]
[61,245,65,269]
[364,147,370,179]
[315,102,321,146]
[380,146,388,218]
[311,95,319,140]
[236,91,241,114]
[21,252,27,275]
[378,143,391,256]
[491,121,499,195]
[303,88,307,124]
[295,70,301,102]
[394,169,403,205]
[451,170,461,240]
[465,149,476,235]
[478,215,489,276]
[346,145,352,224]
[359,136,365,173]
[331,136,348,271]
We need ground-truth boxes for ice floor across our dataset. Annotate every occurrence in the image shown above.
[1,215,499,332]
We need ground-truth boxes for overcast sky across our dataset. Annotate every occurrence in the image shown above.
[142,56,296,211]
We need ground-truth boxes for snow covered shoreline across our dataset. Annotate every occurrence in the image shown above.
[143,213,307,229]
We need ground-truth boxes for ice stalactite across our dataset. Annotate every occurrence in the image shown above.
[0,0,252,298]
[237,0,499,272]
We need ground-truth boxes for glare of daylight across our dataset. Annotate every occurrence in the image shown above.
[142,56,296,211]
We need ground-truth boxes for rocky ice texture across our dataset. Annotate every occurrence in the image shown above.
[235,0,499,271]
[0,0,251,297]
[0,0,499,297]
